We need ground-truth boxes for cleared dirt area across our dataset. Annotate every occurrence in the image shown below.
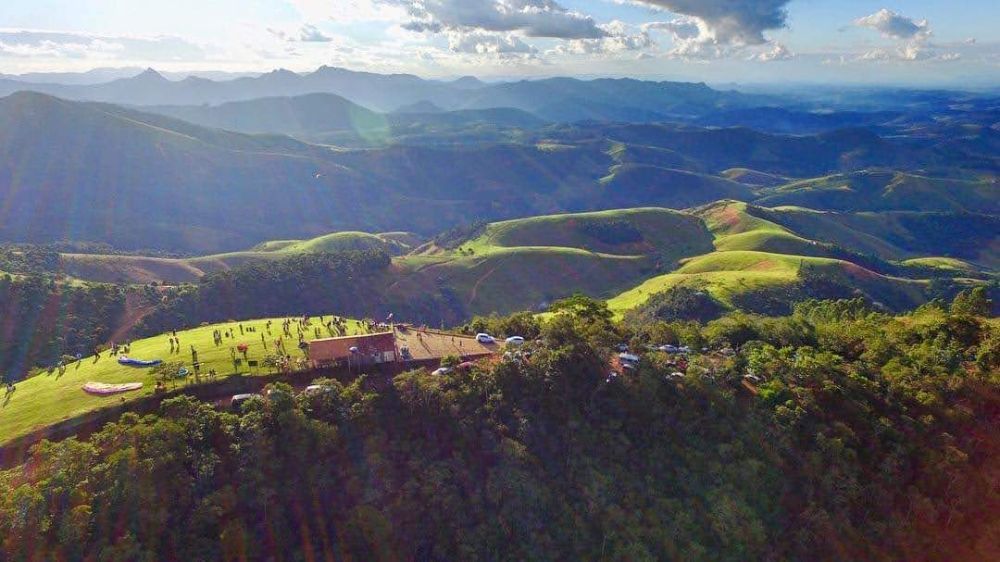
[393,326,496,362]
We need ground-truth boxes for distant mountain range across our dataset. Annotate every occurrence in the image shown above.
[141,93,548,142]
[0,91,995,255]
[0,65,770,120]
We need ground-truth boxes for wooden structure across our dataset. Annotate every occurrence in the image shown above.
[308,332,397,368]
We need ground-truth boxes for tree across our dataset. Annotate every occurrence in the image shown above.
[951,286,992,317]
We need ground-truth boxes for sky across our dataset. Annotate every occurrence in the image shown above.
[1,1,998,86]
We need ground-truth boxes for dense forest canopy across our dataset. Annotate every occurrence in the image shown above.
[0,274,124,378]
[2,293,996,561]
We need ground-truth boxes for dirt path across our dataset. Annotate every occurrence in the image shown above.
[108,290,159,344]
[467,259,504,307]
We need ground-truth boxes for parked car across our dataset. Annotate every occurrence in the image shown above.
[618,352,640,364]
[476,333,496,344]
[505,336,525,346]
[303,384,333,395]
[431,367,453,376]
[667,372,686,381]
[615,343,629,352]
[658,344,679,353]
[230,393,260,410]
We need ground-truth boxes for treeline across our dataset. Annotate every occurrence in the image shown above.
[134,250,393,336]
[0,274,124,379]
[2,292,996,561]
[631,266,997,321]
[0,245,60,275]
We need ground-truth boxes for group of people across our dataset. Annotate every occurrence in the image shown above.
[108,340,132,356]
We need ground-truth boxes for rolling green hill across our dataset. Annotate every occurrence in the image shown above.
[755,170,999,213]
[607,250,928,315]
[752,205,1000,268]
[53,201,994,323]
[59,231,418,284]
[386,208,716,317]
[599,165,754,208]
[606,200,980,318]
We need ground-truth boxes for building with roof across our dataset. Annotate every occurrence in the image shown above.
[306,326,497,371]
[308,332,397,368]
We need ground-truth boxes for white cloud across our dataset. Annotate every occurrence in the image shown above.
[753,42,793,62]
[387,0,607,39]
[633,0,791,46]
[556,21,653,55]
[855,9,930,41]
[0,30,204,61]
[284,0,404,23]
[447,30,537,56]
[852,9,957,63]
[269,24,334,43]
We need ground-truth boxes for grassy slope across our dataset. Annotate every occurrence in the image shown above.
[902,257,979,273]
[755,170,999,213]
[755,206,1000,268]
[59,231,416,284]
[0,315,366,445]
[389,208,716,315]
[607,201,930,315]
[697,201,833,257]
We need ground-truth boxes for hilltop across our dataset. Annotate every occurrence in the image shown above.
[0,314,369,445]
[60,231,419,284]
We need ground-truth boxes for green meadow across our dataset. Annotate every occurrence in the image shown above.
[0,315,366,445]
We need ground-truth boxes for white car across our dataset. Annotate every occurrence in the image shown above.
[476,333,495,344]
[618,352,640,364]
[505,336,525,346]
[304,384,332,394]
[432,367,452,376]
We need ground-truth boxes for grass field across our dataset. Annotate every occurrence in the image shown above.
[0,315,367,445]
[607,251,809,313]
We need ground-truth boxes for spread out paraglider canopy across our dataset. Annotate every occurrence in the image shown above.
[117,356,163,367]
[82,382,143,395]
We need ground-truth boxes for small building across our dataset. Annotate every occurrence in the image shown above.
[308,332,396,367]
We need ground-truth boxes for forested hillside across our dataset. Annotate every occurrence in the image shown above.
[0,92,995,254]
[2,295,996,561]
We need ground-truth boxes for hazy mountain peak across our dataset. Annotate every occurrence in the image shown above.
[393,100,445,114]
[134,68,169,82]
[450,76,485,89]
